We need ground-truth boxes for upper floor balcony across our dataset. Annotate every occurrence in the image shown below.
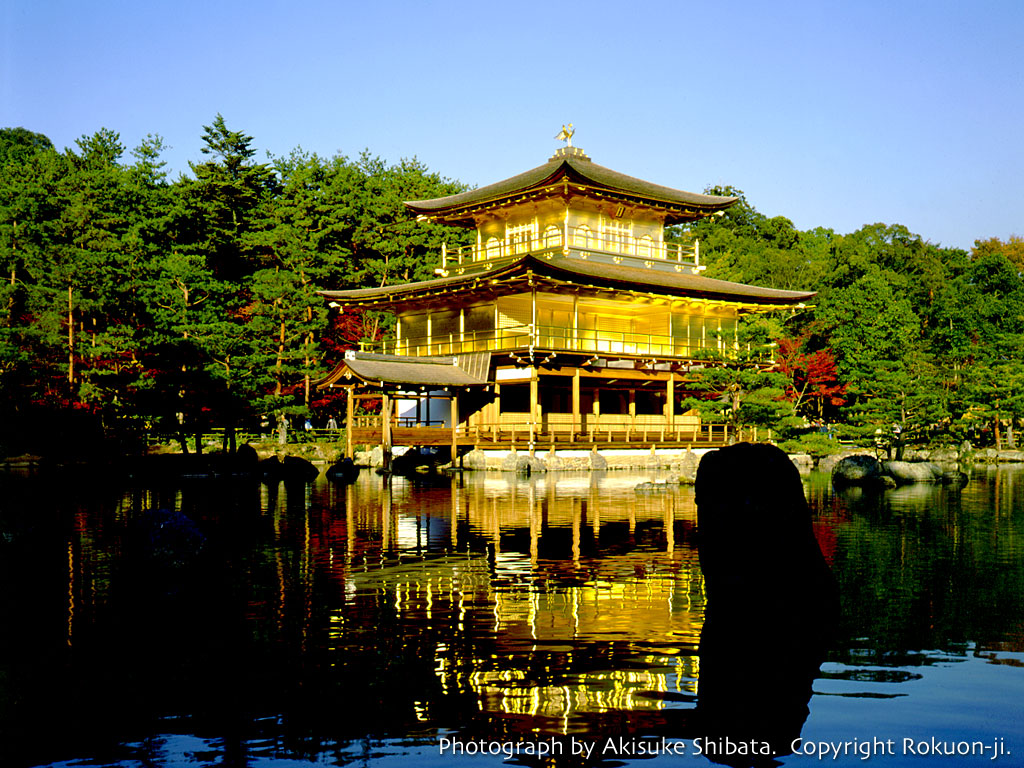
[359,323,746,361]
[437,228,703,277]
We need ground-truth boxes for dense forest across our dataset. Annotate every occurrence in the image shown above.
[1,119,1022,457]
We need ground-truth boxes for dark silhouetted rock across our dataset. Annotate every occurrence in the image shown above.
[326,457,359,483]
[124,508,209,600]
[392,447,448,475]
[695,442,838,763]
[259,455,320,482]
[235,442,260,468]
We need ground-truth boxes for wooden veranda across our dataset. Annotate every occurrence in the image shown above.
[347,415,741,454]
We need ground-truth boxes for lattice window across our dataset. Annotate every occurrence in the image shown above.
[637,234,655,258]
[506,222,536,254]
[497,298,531,328]
[543,225,561,249]
[604,219,633,254]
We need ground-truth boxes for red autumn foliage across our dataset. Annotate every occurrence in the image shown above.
[776,335,847,418]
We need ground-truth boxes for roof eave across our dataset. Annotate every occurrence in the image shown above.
[321,254,815,309]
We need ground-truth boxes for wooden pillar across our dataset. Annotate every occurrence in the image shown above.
[382,392,392,472]
[492,384,501,439]
[572,294,579,352]
[629,389,636,433]
[346,386,355,459]
[531,286,538,347]
[666,376,675,435]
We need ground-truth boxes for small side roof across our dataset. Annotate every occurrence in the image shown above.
[405,148,737,226]
[318,351,491,389]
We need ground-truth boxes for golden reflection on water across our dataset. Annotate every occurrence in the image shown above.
[323,472,706,731]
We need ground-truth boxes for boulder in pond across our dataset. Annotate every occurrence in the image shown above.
[818,450,873,476]
[501,452,547,473]
[260,455,320,482]
[235,442,260,468]
[789,453,814,476]
[635,480,673,493]
[459,449,489,470]
[671,450,701,484]
[392,447,443,475]
[882,460,940,484]
[832,454,891,488]
[326,457,359,483]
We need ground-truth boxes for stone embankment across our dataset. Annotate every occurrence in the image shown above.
[455,447,706,482]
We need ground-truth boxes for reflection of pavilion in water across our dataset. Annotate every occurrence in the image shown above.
[337,473,705,729]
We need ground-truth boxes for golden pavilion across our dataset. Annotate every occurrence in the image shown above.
[319,138,813,466]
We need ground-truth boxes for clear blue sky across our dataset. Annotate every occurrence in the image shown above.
[3,0,1022,251]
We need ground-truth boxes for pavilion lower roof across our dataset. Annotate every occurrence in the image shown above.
[320,253,816,309]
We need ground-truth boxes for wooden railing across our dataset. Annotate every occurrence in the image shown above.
[348,416,745,447]
[440,231,700,271]
[364,324,744,359]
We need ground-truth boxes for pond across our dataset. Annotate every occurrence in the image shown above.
[1,462,1023,767]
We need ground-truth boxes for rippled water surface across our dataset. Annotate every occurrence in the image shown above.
[1,464,1023,767]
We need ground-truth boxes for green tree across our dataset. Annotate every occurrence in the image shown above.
[947,250,1024,448]
[241,151,350,429]
[336,152,469,290]
[182,114,278,279]
[681,317,797,441]
[0,142,66,403]
[0,127,54,168]
[676,186,833,291]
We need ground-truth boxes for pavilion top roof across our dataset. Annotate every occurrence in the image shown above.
[405,147,737,226]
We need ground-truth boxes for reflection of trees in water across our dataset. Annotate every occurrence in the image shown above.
[825,469,1024,656]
